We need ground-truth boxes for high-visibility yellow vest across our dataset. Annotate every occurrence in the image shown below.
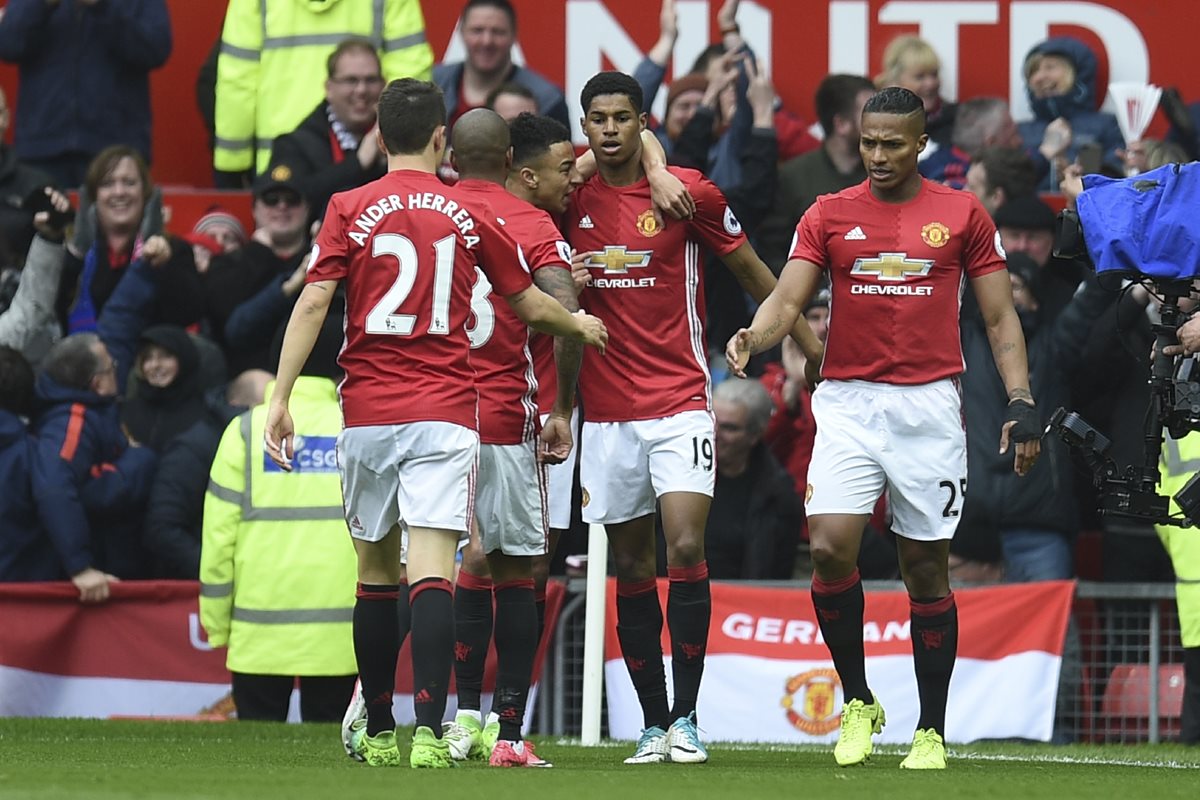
[214,0,434,174]
[200,377,358,675]
[1157,435,1200,648]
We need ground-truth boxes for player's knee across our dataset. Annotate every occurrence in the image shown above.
[809,540,855,576]
[611,548,656,582]
[903,557,948,596]
[664,533,704,568]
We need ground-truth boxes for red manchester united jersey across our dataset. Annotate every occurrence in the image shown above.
[566,167,746,422]
[307,169,532,428]
[789,179,1005,384]
[455,180,572,444]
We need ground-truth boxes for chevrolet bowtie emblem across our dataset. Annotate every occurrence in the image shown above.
[587,246,652,274]
[850,252,934,281]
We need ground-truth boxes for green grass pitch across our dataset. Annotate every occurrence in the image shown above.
[0,718,1196,799]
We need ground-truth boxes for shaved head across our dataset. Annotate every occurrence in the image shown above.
[451,108,511,177]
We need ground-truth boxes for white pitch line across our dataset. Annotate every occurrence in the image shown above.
[553,739,1200,769]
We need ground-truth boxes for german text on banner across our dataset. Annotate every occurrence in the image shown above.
[603,579,1074,743]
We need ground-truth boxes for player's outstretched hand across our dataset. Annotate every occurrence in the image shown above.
[575,310,607,354]
[999,399,1042,476]
[539,413,573,465]
[726,328,753,378]
[263,402,296,471]
[141,235,172,268]
[648,167,696,221]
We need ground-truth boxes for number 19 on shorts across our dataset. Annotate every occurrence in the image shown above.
[692,436,714,472]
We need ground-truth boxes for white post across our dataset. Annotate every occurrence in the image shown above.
[580,522,608,745]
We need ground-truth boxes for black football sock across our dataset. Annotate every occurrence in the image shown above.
[397,578,411,648]
[812,569,871,703]
[535,584,548,648]
[616,577,669,731]
[667,562,711,721]
[492,579,538,742]
[353,582,400,736]
[453,568,493,713]
[410,577,455,734]
[911,593,958,735]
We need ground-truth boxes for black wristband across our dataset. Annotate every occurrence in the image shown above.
[1004,400,1041,443]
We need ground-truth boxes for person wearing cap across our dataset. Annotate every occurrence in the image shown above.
[993,193,1083,318]
[1017,36,1124,190]
[266,39,389,221]
[186,206,248,275]
[203,174,311,376]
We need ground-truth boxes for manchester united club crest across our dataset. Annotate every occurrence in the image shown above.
[580,487,591,508]
[781,668,842,735]
[921,221,951,248]
[270,164,293,182]
[636,209,662,238]
[805,484,814,503]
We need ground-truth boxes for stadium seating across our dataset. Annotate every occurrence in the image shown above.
[1100,663,1186,740]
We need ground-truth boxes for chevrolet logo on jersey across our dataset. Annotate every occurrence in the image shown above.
[851,252,934,281]
[587,246,652,274]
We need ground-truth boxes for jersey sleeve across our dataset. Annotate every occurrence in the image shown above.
[306,195,349,283]
[963,196,1008,279]
[475,210,534,297]
[788,199,828,268]
[524,216,572,275]
[686,171,748,256]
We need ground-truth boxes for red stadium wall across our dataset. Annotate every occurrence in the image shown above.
[1,0,1197,191]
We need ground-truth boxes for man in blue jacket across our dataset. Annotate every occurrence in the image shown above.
[31,333,157,601]
[0,0,172,187]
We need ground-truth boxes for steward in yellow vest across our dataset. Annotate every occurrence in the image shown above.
[200,376,358,721]
[1157,434,1200,742]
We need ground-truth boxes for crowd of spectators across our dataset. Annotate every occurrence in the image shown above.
[0,0,1194,618]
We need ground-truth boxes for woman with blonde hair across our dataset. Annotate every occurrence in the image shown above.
[876,35,956,148]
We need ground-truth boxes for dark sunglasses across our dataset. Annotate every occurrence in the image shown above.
[260,190,303,208]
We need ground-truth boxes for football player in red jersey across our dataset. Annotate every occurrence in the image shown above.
[263,78,607,769]
[727,86,1042,770]
[568,71,823,765]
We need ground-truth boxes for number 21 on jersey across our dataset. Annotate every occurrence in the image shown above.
[365,233,494,346]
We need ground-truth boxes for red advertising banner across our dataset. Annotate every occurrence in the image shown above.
[2,1,1197,187]
[604,578,1075,743]
[0,580,564,721]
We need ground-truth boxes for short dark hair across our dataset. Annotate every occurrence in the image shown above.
[509,113,572,168]
[461,0,516,31]
[862,86,926,128]
[0,345,34,417]
[973,146,1038,200]
[326,37,381,79]
[41,333,102,392]
[485,81,535,109]
[951,97,1009,153]
[815,74,876,136]
[377,78,446,155]
[580,71,643,117]
[85,146,153,207]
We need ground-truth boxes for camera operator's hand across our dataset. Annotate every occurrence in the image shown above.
[1164,315,1200,356]
[1000,398,1041,477]
[1059,163,1084,210]
[31,187,71,242]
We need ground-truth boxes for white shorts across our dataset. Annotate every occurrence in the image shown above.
[579,410,716,525]
[337,422,479,543]
[540,407,580,530]
[806,379,967,542]
[476,440,549,557]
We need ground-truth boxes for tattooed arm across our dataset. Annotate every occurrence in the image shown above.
[725,257,822,378]
[533,265,583,417]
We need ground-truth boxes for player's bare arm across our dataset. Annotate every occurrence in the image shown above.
[533,265,584,463]
[724,257,822,378]
[504,284,608,354]
[720,243,825,364]
[264,279,336,471]
[575,130,696,221]
[971,268,1041,476]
